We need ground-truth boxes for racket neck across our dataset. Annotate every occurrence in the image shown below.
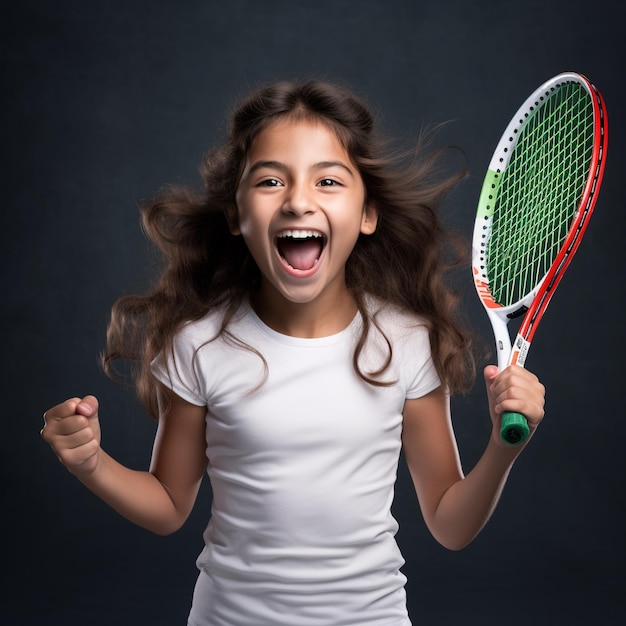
[487,310,513,370]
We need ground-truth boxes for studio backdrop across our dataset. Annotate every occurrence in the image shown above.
[3,1,624,625]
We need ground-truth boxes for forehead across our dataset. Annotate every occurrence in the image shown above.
[247,117,351,161]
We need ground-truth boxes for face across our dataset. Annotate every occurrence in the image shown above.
[234,117,377,313]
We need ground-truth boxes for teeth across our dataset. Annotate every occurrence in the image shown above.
[277,230,323,239]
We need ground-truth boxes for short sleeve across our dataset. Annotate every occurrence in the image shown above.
[393,318,441,400]
[404,347,441,399]
[150,326,207,407]
[361,299,441,401]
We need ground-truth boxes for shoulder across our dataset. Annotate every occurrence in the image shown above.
[361,295,435,379]
[363,295,439,396]
[365,295,430,343]
[151,300,258,404]
[174,300,251,349]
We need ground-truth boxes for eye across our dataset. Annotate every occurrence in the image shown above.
[258,178,282,187]
[318,178,341,187]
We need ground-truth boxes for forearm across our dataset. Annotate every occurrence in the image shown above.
[74,449,189,535]
[403,369,544,551]
[427,434,522,550]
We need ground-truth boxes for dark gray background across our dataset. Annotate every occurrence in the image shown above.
[3,1,624,624]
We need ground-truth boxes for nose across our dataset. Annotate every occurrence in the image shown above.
[282,181,316,216]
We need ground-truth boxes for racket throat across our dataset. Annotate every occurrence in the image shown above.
[489,313,514,370]
[507,305,528,320]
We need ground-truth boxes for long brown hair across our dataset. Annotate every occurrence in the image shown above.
[102,80,475,417]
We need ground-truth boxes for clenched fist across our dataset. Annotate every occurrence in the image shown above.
[41,396,102,477]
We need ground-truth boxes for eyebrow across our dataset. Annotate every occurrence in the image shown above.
[246,160,355,178]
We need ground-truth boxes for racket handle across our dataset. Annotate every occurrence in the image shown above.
[500,411,530,445]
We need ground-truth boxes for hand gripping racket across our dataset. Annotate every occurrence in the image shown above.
[472,72,608,445]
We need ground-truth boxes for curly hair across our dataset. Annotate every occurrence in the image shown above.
[102,80,476,417]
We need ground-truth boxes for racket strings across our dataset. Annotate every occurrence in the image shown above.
[487,83,594,306]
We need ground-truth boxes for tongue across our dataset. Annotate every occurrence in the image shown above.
[279,239,322,270]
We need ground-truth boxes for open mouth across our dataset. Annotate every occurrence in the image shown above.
[275,229,327,271]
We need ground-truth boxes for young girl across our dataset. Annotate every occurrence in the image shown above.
[41,80,545,626]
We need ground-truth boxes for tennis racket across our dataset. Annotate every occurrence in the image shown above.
[472,72,608,445]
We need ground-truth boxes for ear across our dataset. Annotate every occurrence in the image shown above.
[226,204,241,235]
[360,201,378,235]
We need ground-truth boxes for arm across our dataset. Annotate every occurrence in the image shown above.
[402,364,545,550]
[41,388,208,535]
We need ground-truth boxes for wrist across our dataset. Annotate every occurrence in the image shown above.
[71,445,106,484]
[487,425,525,462]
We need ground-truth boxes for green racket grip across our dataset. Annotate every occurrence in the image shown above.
[500,411,530,446]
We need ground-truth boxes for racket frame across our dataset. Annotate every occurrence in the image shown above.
[472,71,608,440]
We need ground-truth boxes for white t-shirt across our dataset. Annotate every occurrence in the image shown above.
[151,297,440,626]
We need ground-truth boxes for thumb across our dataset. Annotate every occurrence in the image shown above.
[483,365,499,385]
[483,365,502,425]
[76,395,99,417]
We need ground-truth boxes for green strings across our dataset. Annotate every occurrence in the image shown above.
[487,82,594,306]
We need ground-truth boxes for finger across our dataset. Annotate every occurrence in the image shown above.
[491,365,536,396]
[76,395,99,418]
[55,436,100,471]
[40,415,91,446]
[50,415,93,437]
[493,376,545,422]
[43,397,82,423]
[61,426,98,450]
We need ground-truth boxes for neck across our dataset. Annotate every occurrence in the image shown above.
[251,285,357,338]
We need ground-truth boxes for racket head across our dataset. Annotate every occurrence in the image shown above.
[472,72,607,367]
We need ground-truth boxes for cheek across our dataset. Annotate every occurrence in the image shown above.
[234,197,255,238]
[237,213,273,265]
[335,206,367,238]
[238,211,263,243]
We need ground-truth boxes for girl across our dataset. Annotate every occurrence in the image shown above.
[42,80,545,626]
